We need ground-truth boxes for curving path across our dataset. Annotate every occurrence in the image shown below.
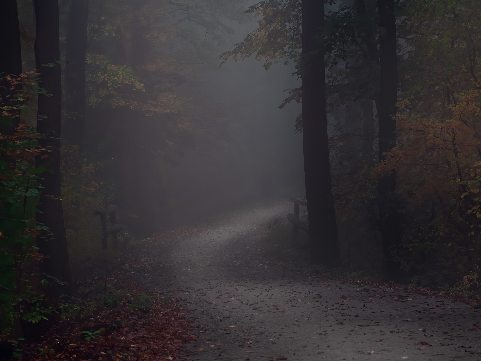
[133,200,481,360]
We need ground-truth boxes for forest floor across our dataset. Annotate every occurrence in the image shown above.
[130,199,481,361]
[16,252,196,361]
[14,200,481,360]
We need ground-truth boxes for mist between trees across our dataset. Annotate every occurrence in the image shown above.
[2,0,481,349]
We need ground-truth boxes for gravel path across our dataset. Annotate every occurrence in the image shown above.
[133,200,481,361]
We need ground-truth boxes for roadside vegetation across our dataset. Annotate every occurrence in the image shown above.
[1,246,196,361]
[262,218,481,307]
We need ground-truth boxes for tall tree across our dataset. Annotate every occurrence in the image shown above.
[0,0,22,77]
[302,0,341,266]
[377,0,400,279]
[63,0,89,151]
[354,0,378,164]
[0,0,22,134]
[34,0,71,296]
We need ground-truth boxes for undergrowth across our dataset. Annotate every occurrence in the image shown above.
[15,282,195,360]
[262,219,481,301]
[261,219,379,282]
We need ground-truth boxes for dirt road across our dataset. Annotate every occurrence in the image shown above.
[134,201,481,360]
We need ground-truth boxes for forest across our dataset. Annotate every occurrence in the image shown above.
[2,0,481,359]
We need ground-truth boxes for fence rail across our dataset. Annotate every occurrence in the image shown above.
[94,205,124,249]
[287,198,309,240]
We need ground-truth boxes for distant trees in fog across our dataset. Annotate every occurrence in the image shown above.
[222,0,481,285]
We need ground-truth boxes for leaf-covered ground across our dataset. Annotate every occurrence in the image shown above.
[17,251,197,360]
[130,200,481,360]
[16,200,481,360]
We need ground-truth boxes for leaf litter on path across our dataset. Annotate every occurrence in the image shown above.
[133,201,481,360]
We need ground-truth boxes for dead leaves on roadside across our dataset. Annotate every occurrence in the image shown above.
[20,289,197,360]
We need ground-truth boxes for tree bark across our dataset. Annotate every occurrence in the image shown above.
[302,0,341,266]
[355,0,378,165]
[0,0,22,78]
[377,0,401,280]
[63,0,89,151]
[0,0,22,134]
[130,0,150,70]
[34,0,71,297]
[362,98,374,163]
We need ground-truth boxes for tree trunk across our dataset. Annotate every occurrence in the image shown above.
[362,99,375,164]
[355,0,378,165]
[0,0,22,78]
[302,0,341,267]
[130,1,150,71]
[377,0,401,280]
[0,0,22,134]
[63,0,89,151]
[34,0,71,297]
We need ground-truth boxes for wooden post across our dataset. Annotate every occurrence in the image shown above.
[287,198,309,243]
[110,209,118,249]
[292,219,299,243]
[94,211,108,249]
[293,200,300,242]
[94,205,121,250]
[294,203,300,221]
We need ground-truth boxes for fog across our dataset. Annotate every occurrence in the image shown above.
[165,59,304,226]
[99,3,305,234]
[63,2,304,236]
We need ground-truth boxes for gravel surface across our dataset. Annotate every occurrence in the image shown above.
[133,200,481,360]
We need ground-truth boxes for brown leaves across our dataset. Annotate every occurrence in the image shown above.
[377,92,481,226]
[418,341,431,350]
[21,284,196,361]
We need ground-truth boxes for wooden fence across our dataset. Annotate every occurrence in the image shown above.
[94,205,124,249]
[287,198,309,241]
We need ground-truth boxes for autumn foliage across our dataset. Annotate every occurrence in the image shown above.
[370,90,480,282]
[19,281,197,361]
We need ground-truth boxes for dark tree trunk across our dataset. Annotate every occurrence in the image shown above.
[362,99,375,163]
[63,0,89,151]
[34,0,71,297]
[0,1,22,76]
[0,0,22,78]
[355,0,379,63]
[130,2,150,71]
[302,0,341,267]
[0,0,22,134]
[377,0,401,280]
[115,26,127,65]
[355,0,378,165]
